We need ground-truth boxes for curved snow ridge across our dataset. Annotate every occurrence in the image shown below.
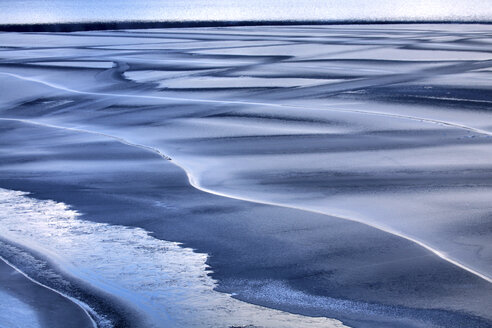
[182,167,492,285]
[1,116,490,285]
[2,71,492,139]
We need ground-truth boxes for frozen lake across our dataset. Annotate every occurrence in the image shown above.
[0,24,492,328]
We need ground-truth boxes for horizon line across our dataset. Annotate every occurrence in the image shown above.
[1,19,492,32]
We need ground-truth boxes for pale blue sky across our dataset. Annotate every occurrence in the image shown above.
[1,0,491,24]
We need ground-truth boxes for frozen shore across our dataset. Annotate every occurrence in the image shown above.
[0,256,95,328]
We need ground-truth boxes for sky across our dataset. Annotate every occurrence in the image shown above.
[1,0,491,24]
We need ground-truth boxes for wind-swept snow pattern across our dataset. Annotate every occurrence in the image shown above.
[1,25,492,328]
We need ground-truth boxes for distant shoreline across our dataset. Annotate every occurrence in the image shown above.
[1,20,492,32]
